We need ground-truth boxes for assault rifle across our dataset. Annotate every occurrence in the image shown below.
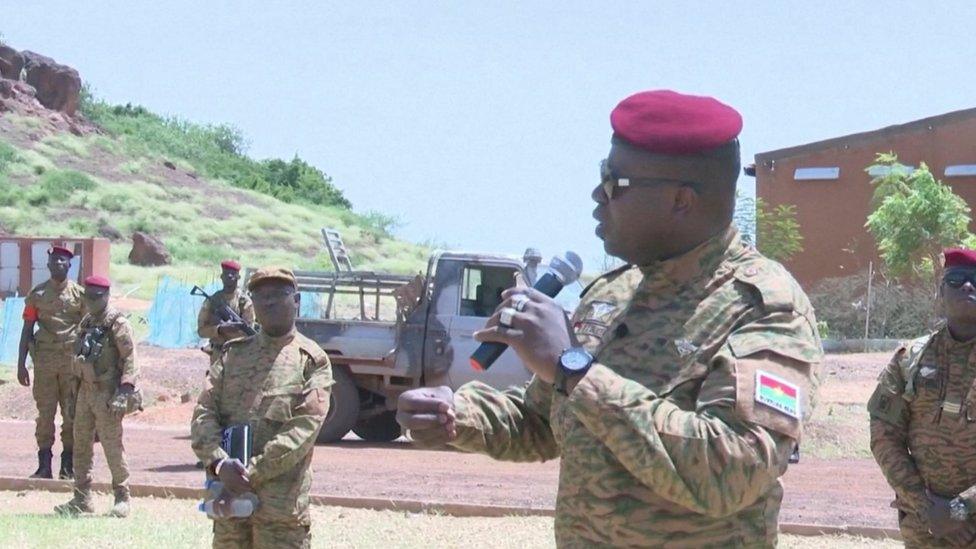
[190,286,256,337]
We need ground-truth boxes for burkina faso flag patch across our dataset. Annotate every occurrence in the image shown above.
[755,371,801,419]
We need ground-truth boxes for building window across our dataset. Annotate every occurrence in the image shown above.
[794,167,840,180]
[945,165,976,178]
[867,165,915,177]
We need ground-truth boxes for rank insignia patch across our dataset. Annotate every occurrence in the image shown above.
[756,370,801,419]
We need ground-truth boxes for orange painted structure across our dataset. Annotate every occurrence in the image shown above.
[753,108,976,288]
[0,237,110,297]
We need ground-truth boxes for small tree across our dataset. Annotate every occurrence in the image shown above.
[733,192,756,245]
[756,197,804,262]
[865,153,973,288]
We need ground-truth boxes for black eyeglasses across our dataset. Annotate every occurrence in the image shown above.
[599,159,699,199]
[943,270,976,289]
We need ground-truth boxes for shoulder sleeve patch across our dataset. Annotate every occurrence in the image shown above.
[733,352,815,440]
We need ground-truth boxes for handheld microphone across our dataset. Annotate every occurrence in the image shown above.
[470,251,583,371]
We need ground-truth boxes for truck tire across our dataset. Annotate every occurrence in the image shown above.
[352,410,402,443]
[316,366,359,444]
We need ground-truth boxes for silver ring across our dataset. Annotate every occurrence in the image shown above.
[511,294,530,312]
[499,307,517,328]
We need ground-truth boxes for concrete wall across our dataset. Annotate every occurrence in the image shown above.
[755,111,976,288]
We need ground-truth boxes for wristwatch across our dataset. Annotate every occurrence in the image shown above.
[950,496,971,522]
[554,347,595,395]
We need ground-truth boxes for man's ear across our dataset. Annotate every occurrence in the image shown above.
[672,185,699,217]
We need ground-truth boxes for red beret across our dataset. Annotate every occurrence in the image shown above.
[84,275,111,289]
[610,90,742,155]
[220,260,241,272]
[944,248,976,269]
[48,245,74,259]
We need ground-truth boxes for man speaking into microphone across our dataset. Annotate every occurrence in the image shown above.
[397,90,823,547]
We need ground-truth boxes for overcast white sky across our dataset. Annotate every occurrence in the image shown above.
[5,2,976,271]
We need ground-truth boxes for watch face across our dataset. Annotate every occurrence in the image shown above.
[561,348,593,372]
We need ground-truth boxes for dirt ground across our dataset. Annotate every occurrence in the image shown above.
[0,348,900,530]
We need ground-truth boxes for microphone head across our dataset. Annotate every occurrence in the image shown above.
[548,251,583,285]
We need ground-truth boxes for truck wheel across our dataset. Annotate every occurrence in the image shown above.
[316,366,359,444]
[352,411,402,442]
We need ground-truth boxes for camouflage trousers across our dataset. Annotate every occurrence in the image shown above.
[30,344,80,451]
[213,517,310,549]
[72,383,129,498]
[899,509,976,548]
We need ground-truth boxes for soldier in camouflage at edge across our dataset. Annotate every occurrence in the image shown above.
[197,259,255,363]
[397,90,823,547]
[191,266,334,548]
[869,248,976,547]
[55,275,140,518]
[17,245,84,480]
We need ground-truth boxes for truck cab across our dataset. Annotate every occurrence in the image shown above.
[294,250,579,443]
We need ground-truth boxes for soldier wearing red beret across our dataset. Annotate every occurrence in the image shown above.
[197,260,255,363]
[870,248,976,546]
[17,245,84,480]
[56,275,141,518]
[398,90,823,546]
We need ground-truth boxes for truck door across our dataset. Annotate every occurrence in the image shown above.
[445,261,533,390]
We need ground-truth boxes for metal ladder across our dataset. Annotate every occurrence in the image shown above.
[321,228,354,272]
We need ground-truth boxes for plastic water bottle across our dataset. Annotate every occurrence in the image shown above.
[198,479,259,518]
[198,493,259,518]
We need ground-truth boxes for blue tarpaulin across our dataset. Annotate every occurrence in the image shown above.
[2,277,327,356]
[0,297,25,365]
[146,277,219,349]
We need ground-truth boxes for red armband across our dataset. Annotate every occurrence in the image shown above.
[22,304,38,322]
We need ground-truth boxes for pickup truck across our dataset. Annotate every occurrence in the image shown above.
[291,250,580,443]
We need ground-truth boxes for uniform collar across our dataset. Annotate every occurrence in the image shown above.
[259,327,296,347]
[48,277,69,291]
[637,224,740,288]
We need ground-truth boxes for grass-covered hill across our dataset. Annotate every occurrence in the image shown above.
[0,89,430,299]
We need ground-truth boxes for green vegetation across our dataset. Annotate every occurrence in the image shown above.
[0,91,430,299]
[865,153,972,286]
[756,197,804,263]
[80,88,350,209]
[0,491,896,548]
[0,491,555,549]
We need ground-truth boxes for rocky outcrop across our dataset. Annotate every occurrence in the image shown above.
[128,232,172,266]
[21,50,81,115]
[0,45,24,79]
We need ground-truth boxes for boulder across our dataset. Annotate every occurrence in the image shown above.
[128,231,172,266]
[21,50,81,115]
[0,45,24,79]
[97,221,124,242]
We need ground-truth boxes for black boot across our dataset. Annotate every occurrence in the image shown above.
[30,448,53,479]
[59,450,74,480]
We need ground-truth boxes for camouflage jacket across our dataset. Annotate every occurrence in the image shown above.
[451,226,823,548]
[869,326,976,516]
[75,307,137,388]
[25,278,84,348]
[190,329,334,523]
[197,288,255,347]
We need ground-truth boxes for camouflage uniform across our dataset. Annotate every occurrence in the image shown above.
[869,327,976,547]
[191,328,334,549]
[24,278,84,452]
[72,307,138,505]
[450,226,823,547]
[197,288,255,362]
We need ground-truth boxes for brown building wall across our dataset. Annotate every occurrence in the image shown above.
[755,112,976,289]
[0,237,111,297]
